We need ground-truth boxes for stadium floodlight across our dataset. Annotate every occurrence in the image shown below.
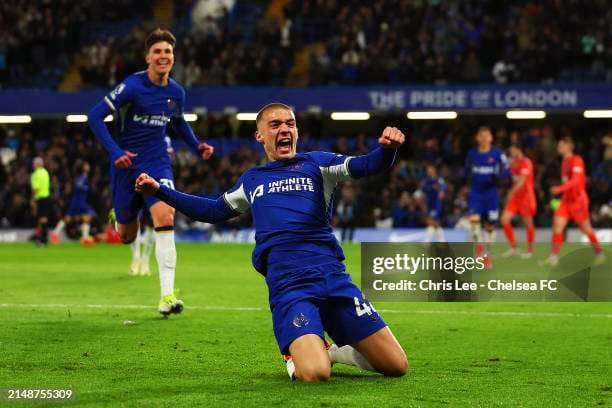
[66,114,88,123]
[104,115,113,122]
[0,115,32,124]
[236,112,258,121]
[184,113,198,122]
[407,111,458,120]
[583,110,612,118]
[330,112,371,120]
[506,110,546,119]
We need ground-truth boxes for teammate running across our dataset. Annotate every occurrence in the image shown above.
[88,28,214,315]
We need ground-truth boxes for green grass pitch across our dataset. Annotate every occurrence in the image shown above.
[0,243,610,407]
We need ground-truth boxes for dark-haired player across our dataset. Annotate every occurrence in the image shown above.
[465,127,510,264]
[136,103,408,382]
[88,28,214,315]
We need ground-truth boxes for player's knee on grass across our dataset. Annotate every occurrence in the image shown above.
[294,359,331,382]
[378,352,409,377]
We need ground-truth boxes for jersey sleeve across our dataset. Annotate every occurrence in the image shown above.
[223,174,251,214]
[497,150,511,179]
[571,156,585,175]
[438,177,447,192]
[307,151,353,184]
[103,79,135,112]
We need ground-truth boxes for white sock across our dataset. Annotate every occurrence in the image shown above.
[131,228,142,263]
[484,229,496,244]
[155,229,176,298]
[81,222,91,238]
[436,227,446,242]
[470,221,482,243]
[54,220,65,234]
[425,226,435,243]
[141,227,155,267]
[328,344,375,372]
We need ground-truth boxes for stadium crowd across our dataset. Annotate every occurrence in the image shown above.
[1,119,610,234]
[3,0,612,89]
[294,0,612,85]
[0,0,153,88]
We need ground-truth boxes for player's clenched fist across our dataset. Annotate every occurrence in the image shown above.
[114,150,138,169]
[198,142,215,160]
[135,173,160,196]
[378,127,405,148]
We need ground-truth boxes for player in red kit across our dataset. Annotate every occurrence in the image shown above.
[501,144,537,258]
[542,136,605,266]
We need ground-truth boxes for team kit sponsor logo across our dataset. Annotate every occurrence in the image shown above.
[249,177,315,203]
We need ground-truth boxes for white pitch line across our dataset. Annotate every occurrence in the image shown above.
[0,303,611,318]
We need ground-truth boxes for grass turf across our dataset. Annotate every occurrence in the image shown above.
[0,243,610,407]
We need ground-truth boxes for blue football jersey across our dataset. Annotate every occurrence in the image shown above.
[72,174,89,203]
[465,147,509,193]
[422,176,446,211]
[103,71,185,167]
[221,151,354,274]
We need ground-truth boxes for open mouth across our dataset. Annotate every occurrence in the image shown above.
[276,136,292,154]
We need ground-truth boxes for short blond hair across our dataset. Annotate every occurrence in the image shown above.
[256,103,293,127]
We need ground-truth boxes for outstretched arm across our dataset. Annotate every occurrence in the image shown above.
[135,173,237,223]
[348,126,404,178]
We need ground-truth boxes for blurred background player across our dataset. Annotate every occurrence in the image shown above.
[51,161,96,245]
[542,137,605,266]
[465,127,510,264]
[130,209,155,276]
[87,28,214,316]
[421,164,447,243]
[30,157,52,246]
[334,182,358,243]
[500,144,537,258]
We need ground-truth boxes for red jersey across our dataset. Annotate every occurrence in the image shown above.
[510,156,535,201]
[559,154,587,202]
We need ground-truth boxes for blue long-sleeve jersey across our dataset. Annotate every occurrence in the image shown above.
[88,71,200,165]
[72,174,89,203]
[465,147,510,193]
[155,147,396,275]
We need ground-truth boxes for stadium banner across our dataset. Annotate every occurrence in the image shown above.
[1,83,611,114]
[361,243,612,302]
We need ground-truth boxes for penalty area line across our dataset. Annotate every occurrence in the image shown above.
[0,303,611,318]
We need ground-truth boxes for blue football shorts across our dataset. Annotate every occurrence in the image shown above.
[111,164,174,225]
[266,252,387,355]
